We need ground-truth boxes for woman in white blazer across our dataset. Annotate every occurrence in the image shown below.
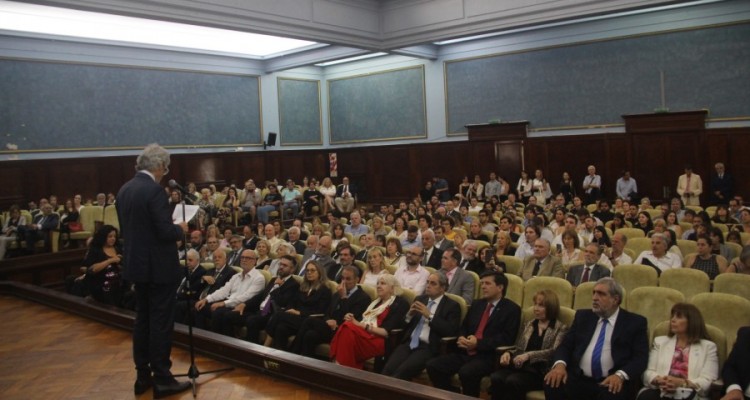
[638,303,719,400]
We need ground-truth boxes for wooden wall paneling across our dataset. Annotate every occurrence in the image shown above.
[724,128,750,199]
[494,140,523,186]
[0,164,26,207]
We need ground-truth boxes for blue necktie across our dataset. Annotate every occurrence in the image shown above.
[409,300,434,349]
[591,319,608,379]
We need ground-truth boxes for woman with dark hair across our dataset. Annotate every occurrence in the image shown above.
[707,226,732,260]
[684,235,728,280]
[559,229,583,265]
[384,237,404,267]
[711,204,738,225]
[84,225,126,307]
[727,245,750,274]
[457,176,471,201]
[59,199,80,241]
[329,274,408,369]
[517,171,532,204]
[558,172,576,205]
[638,303,718,400]
[591,226,612,248]
[490,290,567,400]
[265,260,331,350]
[635,211,654,235]
[737,208,750,233]
[302,179,322,216]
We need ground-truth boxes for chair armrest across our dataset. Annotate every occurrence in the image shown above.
[440,336,459,354]
[308,314,325,318]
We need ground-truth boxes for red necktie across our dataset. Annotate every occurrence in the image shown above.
[469,303,493,355]
[582,266,591,283]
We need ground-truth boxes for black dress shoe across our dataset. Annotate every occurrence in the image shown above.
[153,380,191,399]
[133,378,152,395]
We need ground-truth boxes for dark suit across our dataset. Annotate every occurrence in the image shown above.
[723,326,750,399]
[427,297,521,396]
[446,267,475,306]
[566,264,610,287]
[202,265,237,298]
[292,284,371,357]
[423,247,443,269]
[17,212,60,251]
[226,249,242,267]
[174,265,208,324]
[265,286,332,349]
[117,171,185,383]
[355,247,371,262]
[436,239,455,251]
[327,262,354,283]
[242,236,259,250]
[382,294,461,380]
[710,172,733,205]
[290,240,307,255]
[544,308,649,400]
[210,275,300,341]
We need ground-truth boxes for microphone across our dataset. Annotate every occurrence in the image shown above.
[169,180,198,203]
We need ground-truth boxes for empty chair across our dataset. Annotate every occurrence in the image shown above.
[626,286,685,337]
[103,204,119,231]
[659,268,710,301]
[497,255,523,275]
[725,242,743,260]
[69,205,102,243]
[612,263,658,295]
[573,281,597,310]
[625,237,652,260]
[521,277,573,309]
[505,273,524,307]
[691,292,750,350]
[676,239,698,257]
[617,227,646,240]
[713,273,750,303]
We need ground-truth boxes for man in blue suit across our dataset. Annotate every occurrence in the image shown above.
[117,144,190,398]
[544,277,648,400]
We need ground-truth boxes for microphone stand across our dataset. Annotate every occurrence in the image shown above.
[174,197,233,397]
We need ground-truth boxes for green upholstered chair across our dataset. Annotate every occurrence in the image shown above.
[626,286,685,337]
[659,267,710,301]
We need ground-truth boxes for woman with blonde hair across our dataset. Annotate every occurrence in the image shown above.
[319,177,337,214]
[329,274,409,369]
[361,247,391,287]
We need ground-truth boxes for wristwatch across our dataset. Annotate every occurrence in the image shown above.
[615,371,627,381]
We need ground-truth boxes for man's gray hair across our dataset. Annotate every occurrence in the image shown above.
[288,226,300,235]
[595,277,624,305]
[651,232,671,247]
[186,249,200,260]
[136,143,170,172]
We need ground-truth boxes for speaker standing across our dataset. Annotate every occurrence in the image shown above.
[117,143,191,398]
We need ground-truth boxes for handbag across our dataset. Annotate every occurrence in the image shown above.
[68,221,83,232]
[662,387,697,400]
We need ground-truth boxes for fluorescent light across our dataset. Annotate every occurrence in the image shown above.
[0,0,320,58]
[314,52,388,67]
[434,0,723,45]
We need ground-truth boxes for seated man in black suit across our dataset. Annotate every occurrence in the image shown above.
[17,203,59,253]
[174,249,206,324]
[286,226,307,255]
[421,229,444,269]
[291,265,370,357]
[334,176,357,215]
[427,271,521,397]
[212,254,298,341]
[566,243,611,288]
[722,326,750,400]
[544,277,649,400]
[327,244,355,283]
[382,272,461,380]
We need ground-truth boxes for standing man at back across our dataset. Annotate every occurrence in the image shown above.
[117,144,191,398]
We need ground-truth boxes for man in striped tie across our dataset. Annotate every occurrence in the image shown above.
[544,277,648,400]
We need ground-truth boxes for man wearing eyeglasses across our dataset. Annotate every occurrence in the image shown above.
[395,246,430,295]
[194,249,265,334]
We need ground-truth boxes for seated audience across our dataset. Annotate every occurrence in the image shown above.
[394,245,430,295]
[329,274,409,369]
[684,235,728,280]
[17,203,59,253]
[84,225,130,307]
[265,260,331,349]
[427,271,521,397]
[361,247,391,287]
[382,272,461,380]
[638,303,718,400]
[291,265,370,357]
[519,239,564,282]
[726,245,750,274]
[0,205,25,259]
[721,326,750,400]
[634,233,682,276]
[491,290,568,400]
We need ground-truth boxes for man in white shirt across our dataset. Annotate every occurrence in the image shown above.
[484,172,502,199]
[582,165,602,205]
[633,233,682,275]
[280,179,301,218]
[615,171,637,201]
[395,246,430,295]
[607,232,633,267]
[194,249,266,332]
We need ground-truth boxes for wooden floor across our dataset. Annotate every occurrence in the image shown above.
[0,296,347,400]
